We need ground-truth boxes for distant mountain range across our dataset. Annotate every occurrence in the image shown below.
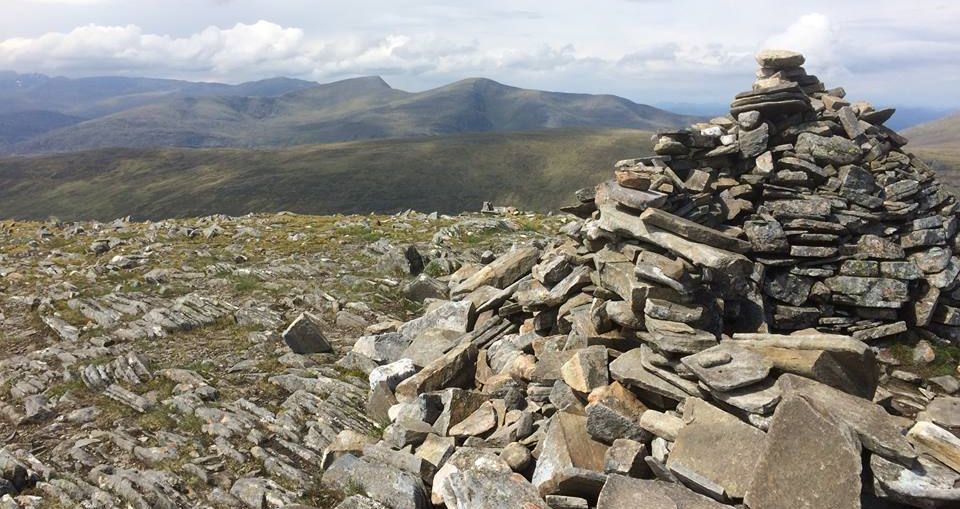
[0,71,697,154]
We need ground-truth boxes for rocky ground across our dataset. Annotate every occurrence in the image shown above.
[5,48,960,509]
[0,208,565,508]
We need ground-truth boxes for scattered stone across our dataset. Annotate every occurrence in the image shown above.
[282,312,333,354]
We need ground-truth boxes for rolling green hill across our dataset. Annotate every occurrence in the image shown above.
[10,76,695,154]
[904,113,960,188]
[0,128,654,221]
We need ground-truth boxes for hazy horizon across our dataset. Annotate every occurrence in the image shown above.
[2,0,960,110]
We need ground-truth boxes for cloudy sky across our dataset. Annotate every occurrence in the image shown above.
[2,0,959,109]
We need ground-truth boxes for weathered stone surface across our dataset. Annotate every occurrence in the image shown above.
[639,208,750,253]
[907,421,960,473]
[639,410,684,441]
[281,312,332,354]
[779,374,916,465]
[917,396,960,429]
[795,132,861,165]
[353,332,410,364]
[323,455,430,509]
[666,398,765,499]
[603,439,648,477]
[451,247,540,295]
[744,396,862,509]
[436,449,548,509]
[731,334,880,399]
[824,276,909,308]
[598,475,729,509]
[560,346,609,393]
[585,382,648,444]
[610,348,693,402]
[682,343,772,392]
[531,412,609,497]
[397,300,473,339]
[369,358,417,391]
[395,342,478,403]
[870,454,960,508]
[739,122,769,159]
[743,219,789,253]
[756,49,805,68]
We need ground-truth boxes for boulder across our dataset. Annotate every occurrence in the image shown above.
[744,396,862,509]
[281,312,332,354]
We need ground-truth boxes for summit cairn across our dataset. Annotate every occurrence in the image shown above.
[321,50,960,509]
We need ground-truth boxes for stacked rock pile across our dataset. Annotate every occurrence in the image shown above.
[316,50,960,509]
[567,49,958,345]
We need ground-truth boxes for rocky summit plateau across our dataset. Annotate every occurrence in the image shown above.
[2,49,960,509]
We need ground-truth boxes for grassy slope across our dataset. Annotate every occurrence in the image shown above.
[0,128,653,221]
[904,113,960,188]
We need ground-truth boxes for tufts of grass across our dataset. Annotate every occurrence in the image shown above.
[889,341,960,378]
[232,274,263,294]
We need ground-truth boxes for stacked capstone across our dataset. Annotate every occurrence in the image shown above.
[568,48,956,346]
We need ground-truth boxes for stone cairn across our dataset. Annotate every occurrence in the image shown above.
[320,50,960,509]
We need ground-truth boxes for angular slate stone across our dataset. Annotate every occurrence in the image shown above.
[681,343,772,392]
[394,342,478,403]
[779,374,916,465]
[598,475,729,509]
[666,398,765,500]
[281,312,333,354]
[744,396,862,509]
[795,132,861,165]
[532,412,609,498]
[870,454,960,508]
[639,208,751,253]
[451,246,540,295]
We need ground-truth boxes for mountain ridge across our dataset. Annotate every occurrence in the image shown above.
[0,71,696,154]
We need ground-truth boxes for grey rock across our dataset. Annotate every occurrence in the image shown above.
[744,396,862,509]
[281,312,332,354]
[666,398,765,499]
[368,358,417,391]
[397,300,473,340]
[353,332,411,364]
[598,475,729,509]
[323,455,430,509]
[795,133,861,165]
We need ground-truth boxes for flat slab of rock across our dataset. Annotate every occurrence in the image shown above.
[394,342,478,403]
[681,343,772,392]
[598,475,730,509]
[756,49,805,68]
[666,398,766,499]
[610,348,695,402]
[639,208,750,253]
[451,246,540,295]
[532,412,609,498]
[779,374,916,465]
[870,454,960,507]
[397,300,474,340]
[744,396,862,509]
[907,421,960,473]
